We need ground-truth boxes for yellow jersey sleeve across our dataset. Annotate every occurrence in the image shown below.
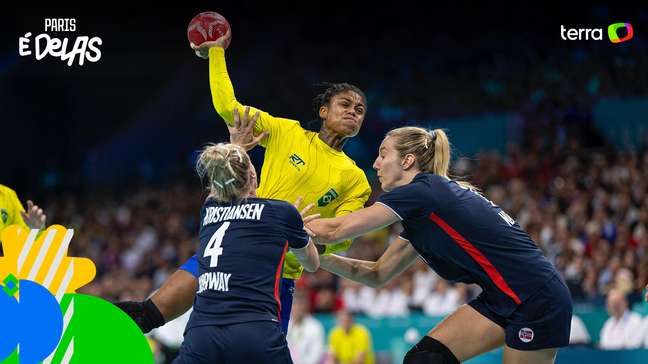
[208,47,299,148]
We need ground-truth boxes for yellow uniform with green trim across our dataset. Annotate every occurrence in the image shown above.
[208,47,371,279]
[0,185,28,233]
[328,324,375,364]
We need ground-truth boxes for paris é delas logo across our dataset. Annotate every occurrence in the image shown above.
[318,188,339,207]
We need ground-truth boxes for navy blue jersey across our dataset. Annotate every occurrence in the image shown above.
[377,173,557,317]
[187,197,309,329]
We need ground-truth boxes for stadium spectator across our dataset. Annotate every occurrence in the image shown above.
[287,293,325,364]
[599,289,644,349]
[410,260,438,311]
[641,315,648,349]
[326,310,374,364]
[422,280,463,317]
[568,315,591,346]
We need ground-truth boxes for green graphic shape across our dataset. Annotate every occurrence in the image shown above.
[2,274,18,297]
[0,294,154,364]
[0,351,16,364]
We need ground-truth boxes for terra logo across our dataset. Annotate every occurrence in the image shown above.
[560,23,633,43]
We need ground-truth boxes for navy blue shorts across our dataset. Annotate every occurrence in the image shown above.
[468,274,573,350]
[172,321,293,364]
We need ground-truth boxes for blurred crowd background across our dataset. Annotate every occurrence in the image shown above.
[2,3,648,364]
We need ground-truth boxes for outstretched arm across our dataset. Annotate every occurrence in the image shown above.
[207,47,268,128]
[307,203,400,244]
[320,237,418,288]
[192,43,301,149]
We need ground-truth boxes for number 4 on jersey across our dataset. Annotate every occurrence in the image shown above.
[204,222,230,267]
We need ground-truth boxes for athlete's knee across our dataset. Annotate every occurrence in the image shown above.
[403,336,459,364]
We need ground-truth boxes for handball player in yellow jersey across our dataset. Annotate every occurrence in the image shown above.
[116,38,371,334]
[0,185,47,253]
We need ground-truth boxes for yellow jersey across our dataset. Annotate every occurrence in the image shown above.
[208,47,371,279]
[328,324,375,364]
[0,185,28,233]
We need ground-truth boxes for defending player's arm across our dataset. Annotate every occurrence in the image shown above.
[308,203,399,244]
[320,171,371,255]
[284,199,319,272]
[320,236,418,288]
[291,238,319,272]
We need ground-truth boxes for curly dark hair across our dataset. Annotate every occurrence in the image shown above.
[311,82,367,121]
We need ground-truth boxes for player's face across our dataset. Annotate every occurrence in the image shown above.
[373,136,406,192]
[320,91,366,137]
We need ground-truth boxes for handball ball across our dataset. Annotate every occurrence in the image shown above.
[187,11,231,49]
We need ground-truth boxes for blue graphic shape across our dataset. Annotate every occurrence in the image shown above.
[0,280,63,364]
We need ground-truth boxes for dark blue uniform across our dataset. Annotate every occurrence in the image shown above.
[377,173,572,350]
[173,197,308,364]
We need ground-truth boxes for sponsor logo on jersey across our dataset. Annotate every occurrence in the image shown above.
[317,188,339,207]
[518,327,534,343]
[1,209,8,224]
[288,153,305,170]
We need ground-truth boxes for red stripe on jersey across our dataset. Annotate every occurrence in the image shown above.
[429,212,522,305]
[274,241,289,321]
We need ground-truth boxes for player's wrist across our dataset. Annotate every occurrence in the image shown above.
[209,46,225,58]
[143,298,166,329]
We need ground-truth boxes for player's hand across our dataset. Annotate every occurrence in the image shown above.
[114,299,166,334]
[190,29,231,59]
[293,196,319,237]
[230,107,269,151]
[20,200,46,230]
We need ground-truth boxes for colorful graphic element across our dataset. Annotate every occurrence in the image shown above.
[608,23,633,43]
[44,294,154,363]
[0,279,63,363]
[0,225,95,299]
[0,225,154,363]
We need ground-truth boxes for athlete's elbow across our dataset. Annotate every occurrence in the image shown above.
[212,99,232,119]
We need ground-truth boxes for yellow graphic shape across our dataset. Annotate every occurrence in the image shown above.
[0,225,95,300]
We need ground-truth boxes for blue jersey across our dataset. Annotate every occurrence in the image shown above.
[187,197,309,330]
[377,173,557,317]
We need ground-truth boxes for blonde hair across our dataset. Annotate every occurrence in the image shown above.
[196,143,252,202]
[385,126,478,191]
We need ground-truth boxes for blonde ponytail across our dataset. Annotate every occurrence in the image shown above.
[196,143,252,202]
[386,127,478,191]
